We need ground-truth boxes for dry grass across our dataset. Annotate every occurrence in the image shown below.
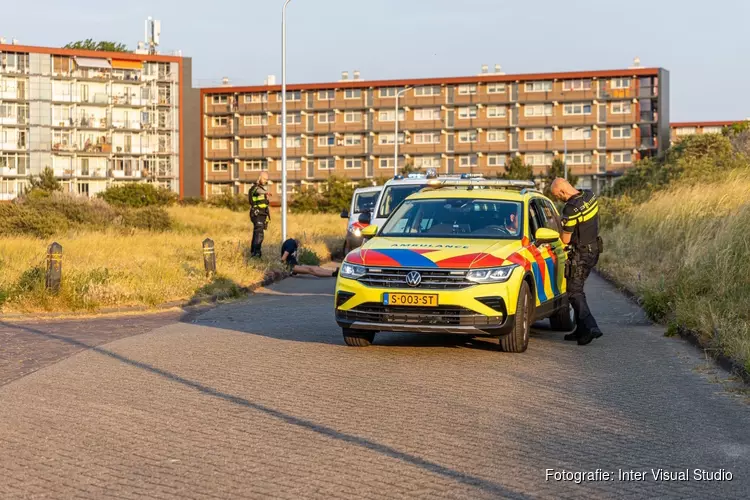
[600,169,750,374]
[0,206,345,313]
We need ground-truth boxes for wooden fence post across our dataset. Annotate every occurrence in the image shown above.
[46,242,63,293]
[202,238,216,277]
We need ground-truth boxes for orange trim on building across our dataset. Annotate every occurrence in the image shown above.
[111,59,143,70]
[199,91,205,198]
[670,120,740,128]
[0,43,181,63]
[199,67,662,95]
[178,59,184,199]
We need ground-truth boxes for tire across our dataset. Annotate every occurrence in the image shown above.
[342,328,375,347]
[549,300,576,332]
[499,281,532,353]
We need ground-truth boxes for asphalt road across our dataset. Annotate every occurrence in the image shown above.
[0,273,748,499]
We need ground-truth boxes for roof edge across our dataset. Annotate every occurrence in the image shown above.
[0,43,182,63]
[670,120,746,128]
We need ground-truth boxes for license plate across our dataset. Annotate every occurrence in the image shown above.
[383,293,438,307]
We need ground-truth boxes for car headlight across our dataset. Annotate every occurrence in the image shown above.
[466,265,518,283]
[340,262,367,279]
[353,227,362,237]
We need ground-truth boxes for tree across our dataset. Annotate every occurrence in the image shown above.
[502,156,533,181]
[27,167,62,195]
[543,158,578,197]
[64,39,129,52]
[400,161,421,176]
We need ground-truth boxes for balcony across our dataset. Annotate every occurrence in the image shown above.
[111,119,144,131]
[111,168,144,179]
[0,115,28,126]
[111,70,142,82]
[111,94,147,107]
[74,69,112,81]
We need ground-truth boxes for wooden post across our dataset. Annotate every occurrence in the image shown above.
[46,242,63,293]
[202,238,216,277]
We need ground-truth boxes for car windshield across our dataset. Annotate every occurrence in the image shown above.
[377,185,426,218]
[380,198,523,239]
[353,191,380,214]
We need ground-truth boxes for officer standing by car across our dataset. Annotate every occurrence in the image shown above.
[248,171,271,258]
[550,177,603,346]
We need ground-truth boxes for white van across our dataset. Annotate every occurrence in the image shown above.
[340,185,383,253]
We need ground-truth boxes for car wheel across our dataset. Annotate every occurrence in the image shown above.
[342,328,375,347]
[499,281,532,353]
[549,300,576,332]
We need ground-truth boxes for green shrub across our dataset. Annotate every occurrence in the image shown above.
[0,204,69,238]
[179,196,204,206]
[207,192,250,212]
[297,247,321,266]
[24,194,116,229]
[14,266,46,294]
[98,183,177,208]
[120,206,172,231]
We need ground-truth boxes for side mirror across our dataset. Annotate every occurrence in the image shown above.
[340,209,349,219]
[535,227,560,245]
[361,225,378,238]
[358,211,371,224]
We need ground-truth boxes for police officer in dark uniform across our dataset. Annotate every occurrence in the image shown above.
[248,171,270,258]
[550,177,603,346]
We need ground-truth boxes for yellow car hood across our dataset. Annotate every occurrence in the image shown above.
[344,236,524,269]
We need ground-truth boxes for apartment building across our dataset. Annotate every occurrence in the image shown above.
[670,120,747,143]
[0,42,200,201]
[201,67,670,197]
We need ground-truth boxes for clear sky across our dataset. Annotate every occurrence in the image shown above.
[3,0,749,121]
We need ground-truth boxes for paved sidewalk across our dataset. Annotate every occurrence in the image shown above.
[0,274,748,499]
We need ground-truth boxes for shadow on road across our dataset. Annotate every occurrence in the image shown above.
[0,320,531,500]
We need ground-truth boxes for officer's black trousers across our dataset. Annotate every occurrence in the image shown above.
[250,215,266,257]
[568,250,600,333]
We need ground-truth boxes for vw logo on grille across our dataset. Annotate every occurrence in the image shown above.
[405,271,422,287]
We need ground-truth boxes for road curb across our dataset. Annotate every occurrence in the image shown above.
[593,268,750,384]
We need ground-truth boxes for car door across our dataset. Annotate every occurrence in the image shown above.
[529,198,566,303]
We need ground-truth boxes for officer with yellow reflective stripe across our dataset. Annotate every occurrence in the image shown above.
[550,177,603,345]
[248,171,271,258]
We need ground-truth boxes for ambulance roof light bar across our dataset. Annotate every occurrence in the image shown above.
[425,178,536,189]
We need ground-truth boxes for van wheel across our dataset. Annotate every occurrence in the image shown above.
[499,281,532,353]
[550,300,576,332]
[342,329,375,347]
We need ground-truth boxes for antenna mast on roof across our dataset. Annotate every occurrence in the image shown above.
[145,17,161,55]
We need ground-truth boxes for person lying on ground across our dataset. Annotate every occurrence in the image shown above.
[280,238,339,278]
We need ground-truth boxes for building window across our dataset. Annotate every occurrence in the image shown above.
[276,158,301,171]
[562,79,592,91]
[675,127,696,136]
[563,102,592,115]
[525,153,553,166]
[414,108,440,121]
[379,158,394,169]
[562,127,592,140]
[487,106,506,118]
[414,156,440,169]
[487,154,506,167]
[703,126,724,134]
[611,126,632,139]
[458,84,477,95]
[565,153,591,165]
[211,95,228,104]
[524,128,553,141]
[244,138,268,149]
[212,161,229,172]
[318,158,335,170]
[458,131,478,143]
[524,81,552,92]
[275,183,299,194]
[344,89,362,99]
[318,112,335,124]
[244,114,268,126]
[276,136,302,148]
[211,139,228,150]
[611,78,631,89]
[612,151,632,163]
[458,106,478,119]
[245,160,268,171]
[379,87,401,98]
[487,130,506,142]
[212,117,228,127]
[344,111,362,123]
[344,134,362,146]
[525,104,553,117]
[318,90,334,100]
[211,184,229,195]
[414,86,440,97]
[458,154,478,167]
[344,158,363,169]
[276,113,301,125]
[276,90,301,101]
[378,109,405,122]
[611,102,632,114]
[414,132,440,144]
[487,83,506,94]
[318,135,335,147]
[379,133,405,145]
[244,93,268,103]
